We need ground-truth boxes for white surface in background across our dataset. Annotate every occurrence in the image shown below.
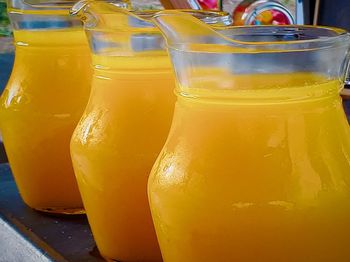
[0,219,53,262]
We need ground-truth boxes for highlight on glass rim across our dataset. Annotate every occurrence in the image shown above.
[1,0,350,261]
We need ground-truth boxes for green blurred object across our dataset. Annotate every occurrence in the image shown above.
[0,0,11,36]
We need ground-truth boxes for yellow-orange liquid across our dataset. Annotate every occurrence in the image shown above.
[149,72,350,262]
[70,54,175,261]
[0,29,91,213]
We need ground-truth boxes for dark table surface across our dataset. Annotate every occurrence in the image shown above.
[0,163,103,262]
[0,52,14,93]
[0,50,13,163]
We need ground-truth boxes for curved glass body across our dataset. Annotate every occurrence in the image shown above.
[149,12,350,262]
[0,0,91,214]
[69,1,231,261]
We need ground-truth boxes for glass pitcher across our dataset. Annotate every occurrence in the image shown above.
[69,1,231,261]
[0,0,93,214]
[149,11,350,262]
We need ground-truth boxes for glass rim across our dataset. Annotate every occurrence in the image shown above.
[70,1,232,31]
[222,25,348,43]
[131,9,232,26]
[165,25,350,53]
[9,0,83,10]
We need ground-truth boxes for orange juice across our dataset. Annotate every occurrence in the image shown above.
[0,29,91,213]
[149,72,350,262]
[70,53,175,261]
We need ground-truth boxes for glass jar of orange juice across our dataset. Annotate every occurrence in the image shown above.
[70,1,231,261]
[0,0,92,214]
[233,0,295,26]
[149,11,350,262]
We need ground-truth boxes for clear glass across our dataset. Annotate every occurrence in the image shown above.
[149,11,350,262]
[0,0,91,214]
[69,1,231,261]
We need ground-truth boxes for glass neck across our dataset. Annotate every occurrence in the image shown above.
[7,0,78,10]
[7,0,83,30]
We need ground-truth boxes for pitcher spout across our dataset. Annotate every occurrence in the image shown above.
[70,0,130,28]
[152,10,231,49]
